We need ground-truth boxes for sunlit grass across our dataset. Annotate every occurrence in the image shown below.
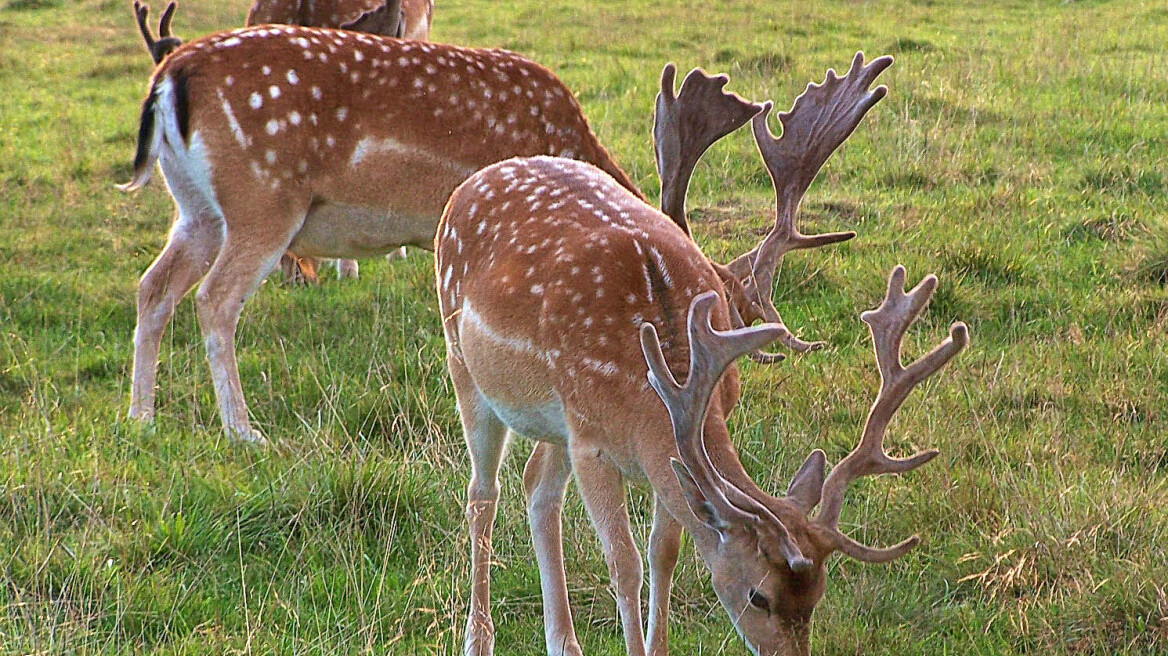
[1,0,1166,654]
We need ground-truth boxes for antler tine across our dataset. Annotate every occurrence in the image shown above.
[723,52,892,358]
[133,1,157,51]
[158,1,177,37]
[641,292,783,441]
[654,64,764,236]
[641,293,813,571]
[814,266,969,563]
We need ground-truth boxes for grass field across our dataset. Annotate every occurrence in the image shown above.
[2,0,1167,653]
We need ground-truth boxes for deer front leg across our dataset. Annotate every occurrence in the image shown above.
[646,495,682,656]
[571,442,647,656]
[523,442,583,656]
[450,363,509,656]
[130,209,223,422]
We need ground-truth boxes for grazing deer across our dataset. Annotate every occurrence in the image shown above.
[119,26,642,442]
[435,53,968,656]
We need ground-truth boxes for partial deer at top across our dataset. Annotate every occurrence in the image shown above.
[131,0,430,64]
[248,0,432,40]
[119,26,643,443]
[436,52,968,656]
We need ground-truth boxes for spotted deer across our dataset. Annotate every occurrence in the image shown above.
[120,26,643,442]
[247,0,432,40]
[435,53,969,656]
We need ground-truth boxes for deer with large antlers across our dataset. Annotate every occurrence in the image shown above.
[120,26,643,442]
[435,53,968,656]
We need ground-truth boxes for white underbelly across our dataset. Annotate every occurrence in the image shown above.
[482,395,569,444]
[289,201,435,258]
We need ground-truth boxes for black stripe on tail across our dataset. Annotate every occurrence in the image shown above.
[130,85,159,174]
[172,67,191,144]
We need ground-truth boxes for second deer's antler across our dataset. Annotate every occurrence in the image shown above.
[723,52,893,359]
[812,265,968,562]
[654,64,763,236]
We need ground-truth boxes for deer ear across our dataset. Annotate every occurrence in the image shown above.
[671,459,728,535]
[785,449,826,514]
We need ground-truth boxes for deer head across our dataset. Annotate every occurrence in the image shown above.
[641,266,968,655]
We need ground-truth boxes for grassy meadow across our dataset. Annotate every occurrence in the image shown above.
[2,0,1167,653]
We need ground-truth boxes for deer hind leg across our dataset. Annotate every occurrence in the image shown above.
[129,207,224,422]
[570,441,647,656]
[450,361,509,656]
[523,442,583,656]
[646,495,682,656]
[334,259,359,279]
[193,197,306,444]
[385,246,408,262]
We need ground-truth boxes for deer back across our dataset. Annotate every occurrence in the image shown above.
[131,27,638,216]
[438,156,735,435]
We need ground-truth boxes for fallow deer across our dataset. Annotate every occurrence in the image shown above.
[119,26,644,442]
[435,53,968,655]
[247,0,432,40]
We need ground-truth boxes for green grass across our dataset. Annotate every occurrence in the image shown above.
[2,0,1167,653]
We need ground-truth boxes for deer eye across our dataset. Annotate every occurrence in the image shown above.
[748,588,771,612]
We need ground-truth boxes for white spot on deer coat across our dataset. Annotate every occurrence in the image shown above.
[286,69,299,84]
[249,92,262,109]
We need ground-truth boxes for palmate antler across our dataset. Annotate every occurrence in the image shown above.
[133,1,182,65]
[654,64,764,236]
[813,266,968,562]
[640,292,813,571]
[723,52,892,361]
